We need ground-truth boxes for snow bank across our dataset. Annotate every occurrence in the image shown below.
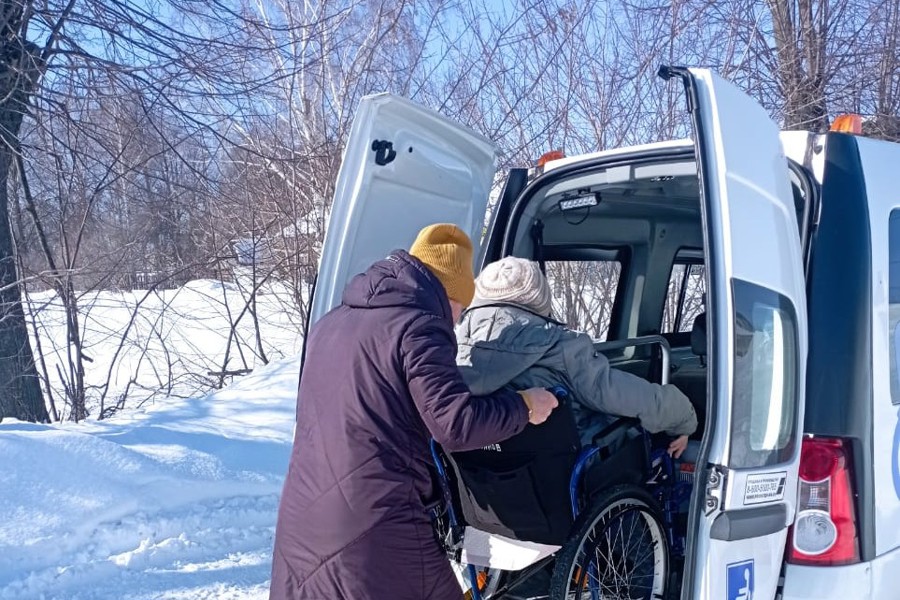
[0,354,300,600]
[25,279,304,419]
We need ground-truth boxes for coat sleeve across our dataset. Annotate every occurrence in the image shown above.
[402,314,529,452]
[561,331,698,437]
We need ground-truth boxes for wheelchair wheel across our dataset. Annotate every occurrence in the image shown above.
[549,484,669,600]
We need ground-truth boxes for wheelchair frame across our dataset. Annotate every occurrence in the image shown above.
[432,425,693,600]
[431,337,694,599]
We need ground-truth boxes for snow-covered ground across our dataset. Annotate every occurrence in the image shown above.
[0,350,300,599]
[25,278,304,419]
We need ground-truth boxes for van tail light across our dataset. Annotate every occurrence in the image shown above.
[787,437,860,566]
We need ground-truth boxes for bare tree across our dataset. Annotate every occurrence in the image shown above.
[2,0,896,423]
[212,0,455,336]
[0,0,49,422]
[1,0,315,420]
[547,260,622,339]
[703,0,899,135]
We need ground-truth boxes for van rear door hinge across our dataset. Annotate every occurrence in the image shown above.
[705,465,726,516]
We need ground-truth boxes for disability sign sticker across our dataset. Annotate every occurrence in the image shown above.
[727,560,754,600]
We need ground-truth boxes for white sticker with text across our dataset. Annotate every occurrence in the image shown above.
[743,472,787,505]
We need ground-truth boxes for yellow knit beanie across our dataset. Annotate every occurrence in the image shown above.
[409,223,476,307]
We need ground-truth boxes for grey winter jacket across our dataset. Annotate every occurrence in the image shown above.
[455,303,697,445]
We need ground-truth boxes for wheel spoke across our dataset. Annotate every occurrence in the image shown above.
[560,496,668,600]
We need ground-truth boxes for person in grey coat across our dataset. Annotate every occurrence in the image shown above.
[456,256,697,458]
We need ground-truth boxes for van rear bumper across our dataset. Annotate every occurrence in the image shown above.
[781,545,900,599]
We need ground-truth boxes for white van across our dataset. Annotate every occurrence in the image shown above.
[306,67,900,599]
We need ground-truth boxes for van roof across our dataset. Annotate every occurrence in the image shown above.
[542,139,694,172]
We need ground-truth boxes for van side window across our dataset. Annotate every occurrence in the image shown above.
[730,279,800,468]
[661,262,706,334]
[889,210,900,405]
[545,260,621,340]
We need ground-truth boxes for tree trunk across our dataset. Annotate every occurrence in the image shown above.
[766,0,830,131]
[0,141,47,422]
[0,31,48,422]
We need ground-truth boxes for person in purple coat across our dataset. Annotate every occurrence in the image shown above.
[269,224,559,600]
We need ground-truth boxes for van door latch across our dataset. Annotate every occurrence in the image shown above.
[372,140,397,166]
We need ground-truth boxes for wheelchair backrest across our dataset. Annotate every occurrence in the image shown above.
[445,394,581,546]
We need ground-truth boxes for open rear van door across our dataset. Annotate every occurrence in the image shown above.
[308,94,499,326]
[660,67,808,600]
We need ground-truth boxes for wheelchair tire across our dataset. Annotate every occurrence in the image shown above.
[549,484,669,600]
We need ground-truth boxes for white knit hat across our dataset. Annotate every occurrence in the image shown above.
[474,257,553,316]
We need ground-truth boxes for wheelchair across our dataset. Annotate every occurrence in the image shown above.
[430,337,693,600]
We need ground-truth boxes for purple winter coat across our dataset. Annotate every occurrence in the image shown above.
[270,251,529,600]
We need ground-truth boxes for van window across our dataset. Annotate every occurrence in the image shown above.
[661,262,706,333]
[545,260,621,340]
[889,210,900,405]
[730,279,799,468]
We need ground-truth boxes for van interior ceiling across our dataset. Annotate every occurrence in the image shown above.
[508,159,703,262]
[504,155,811,330]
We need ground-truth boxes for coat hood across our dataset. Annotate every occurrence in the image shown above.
[341,250,451,321]
[455,303,563,394]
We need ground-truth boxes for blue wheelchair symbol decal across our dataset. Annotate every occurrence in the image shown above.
[726,559,754,600]
[893,408,900,500]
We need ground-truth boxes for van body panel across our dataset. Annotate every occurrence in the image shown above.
[856,137,900,557]
[804,133,876,561]
[308,93,498,326]
[679,68,807,600]
[780,131,826,182]
[478,168,528,269]
[782,560,874,598]
[541,139,694,172]
[783,543,900,599]
[701,534,787,600]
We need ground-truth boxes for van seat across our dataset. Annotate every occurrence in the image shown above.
[671,312,707,439]
[690,313,706,360]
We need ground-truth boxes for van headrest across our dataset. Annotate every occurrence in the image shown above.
[690,312,707,357]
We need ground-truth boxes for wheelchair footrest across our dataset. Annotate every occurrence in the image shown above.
[460,526,560,571]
